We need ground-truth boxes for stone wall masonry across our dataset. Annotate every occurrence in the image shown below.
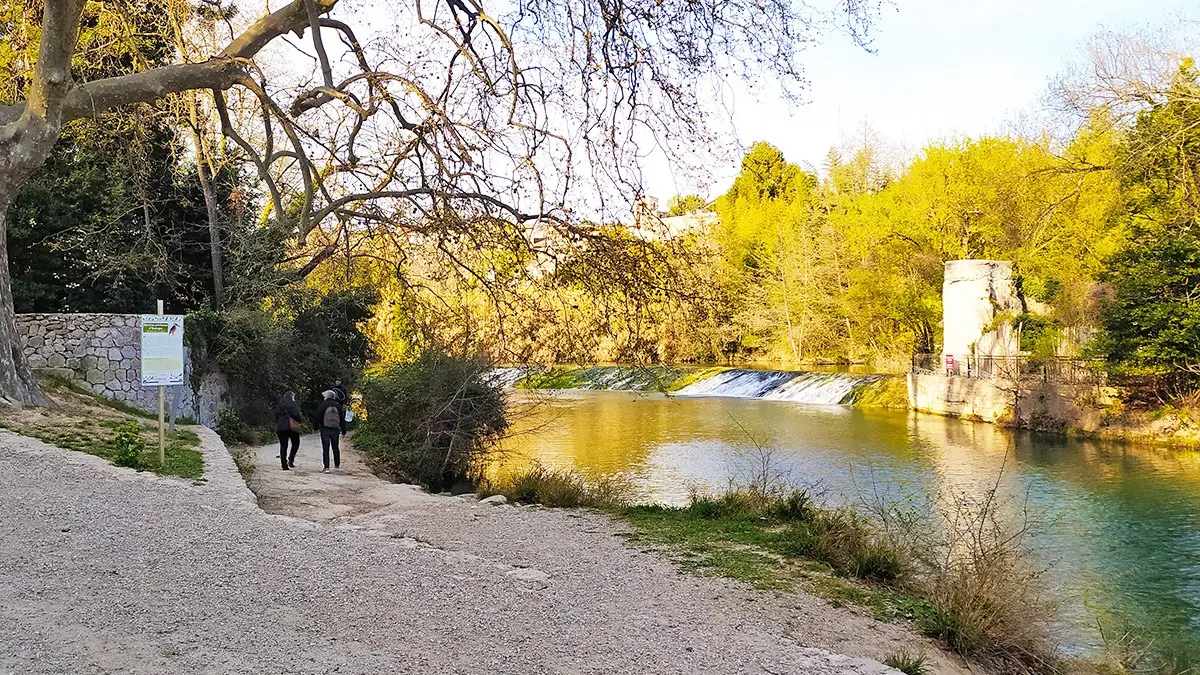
[907,372,1117,431]
[15,313,227,428]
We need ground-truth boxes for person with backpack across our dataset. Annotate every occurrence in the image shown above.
[274,391,303,470]
[315,389,347,473]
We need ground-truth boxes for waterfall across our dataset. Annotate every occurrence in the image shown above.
[488,365,880,405]
[762,372,882,405]
[671,369,795,399]
[483,367,528,388]
[673,368,877,404]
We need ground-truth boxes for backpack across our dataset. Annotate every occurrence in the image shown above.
[323,404,341,429]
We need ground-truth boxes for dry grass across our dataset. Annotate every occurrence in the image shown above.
[0,377,204,479]
[479,463,633,508]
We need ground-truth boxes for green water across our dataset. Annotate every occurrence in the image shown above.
[499,390,1200,654]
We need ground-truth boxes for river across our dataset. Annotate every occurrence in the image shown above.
[496,387,1200,655]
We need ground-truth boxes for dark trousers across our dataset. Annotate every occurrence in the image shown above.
[277,430,300,468]
[320,427,341,469]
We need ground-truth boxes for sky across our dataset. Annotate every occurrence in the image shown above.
[643,0,1200,203]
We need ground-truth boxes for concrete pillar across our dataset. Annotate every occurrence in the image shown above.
[942,260,1022,374]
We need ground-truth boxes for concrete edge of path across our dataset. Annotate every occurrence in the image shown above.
[192,426,259,509]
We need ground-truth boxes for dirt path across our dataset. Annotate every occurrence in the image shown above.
[247,436,971,675]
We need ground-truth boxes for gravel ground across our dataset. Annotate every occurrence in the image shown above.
[0,428,916,675]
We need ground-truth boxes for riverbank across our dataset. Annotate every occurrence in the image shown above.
[245,435,971,674]
[0,425,908,674]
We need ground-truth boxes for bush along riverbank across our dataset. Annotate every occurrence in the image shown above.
[480,463,1194,675]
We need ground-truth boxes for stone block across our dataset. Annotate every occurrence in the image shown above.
[108,347,123,361]
[121,346,137,359]
[48,354,66,368]
[85,369,104,384]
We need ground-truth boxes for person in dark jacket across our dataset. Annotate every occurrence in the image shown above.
[315,390,346,473]
[274,391,303,470]
[332,378,349,405]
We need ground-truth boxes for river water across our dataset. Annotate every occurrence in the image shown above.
[497,388,1200,654]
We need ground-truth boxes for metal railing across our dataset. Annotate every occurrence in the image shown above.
[910,354,1106,386]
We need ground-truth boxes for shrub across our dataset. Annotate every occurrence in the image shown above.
[187,288,374,429]
[909,489,1060,674]
[779,508,907,583]
[481,463,632,509]
[112,422,146,470]
[356,352,507,491]
[883,650,930,675]
[686,488,814,522]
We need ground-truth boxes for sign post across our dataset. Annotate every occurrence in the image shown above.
[141,304,185,467]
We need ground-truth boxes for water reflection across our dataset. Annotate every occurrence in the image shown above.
[497,390,1200,652]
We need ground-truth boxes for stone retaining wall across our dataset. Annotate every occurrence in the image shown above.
[907,372,1117,431]
[15,313,227,427]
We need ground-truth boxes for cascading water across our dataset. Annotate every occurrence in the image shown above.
[489,365,882,405]
[673,369,878,404]
[483,367,528,388]
[671,369,794,399]
[762,372,883,405]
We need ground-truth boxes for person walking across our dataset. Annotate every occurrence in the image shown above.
[274,391,302,470]
[332,378,349,405]
[316,389,346,473]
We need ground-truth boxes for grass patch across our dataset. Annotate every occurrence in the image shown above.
[40,373,156,419]
[514,365,715,392]
[231,446,256,482]
[884,650,931,675]
[615,483,1064,674]
[480,463,632,508]
[664,366,728,392]
[1,376,204,479]
[618,490,913,596]
[5,418,204,479]
[852,375,909,409]
[1087,622,1200,675]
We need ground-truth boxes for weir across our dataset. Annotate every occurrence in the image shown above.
[676,369,881,404]
[491,366,880,405]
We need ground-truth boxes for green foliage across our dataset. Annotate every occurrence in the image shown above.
[1016,313,1061,359]
[700,132,1123,365]
[356,352,507,491]
[883,651,931,675]
[112,422,146,470]
[852,376,909,409]
[667,194,707,216]
[1,1,257,314]
[1095,64,1200,396]
[188,288,375,427]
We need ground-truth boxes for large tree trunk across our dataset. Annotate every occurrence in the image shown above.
[196,152,225,308]
[0,208,49,406]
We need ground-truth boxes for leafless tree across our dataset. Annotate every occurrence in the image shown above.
[0,0,877,405]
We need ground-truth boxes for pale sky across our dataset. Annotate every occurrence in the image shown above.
[644,0,1199,202]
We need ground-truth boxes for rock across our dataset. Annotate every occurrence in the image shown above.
[478,495,508,506]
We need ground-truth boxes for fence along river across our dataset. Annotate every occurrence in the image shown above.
[493,366,1200,655]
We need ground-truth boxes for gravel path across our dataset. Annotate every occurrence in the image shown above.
[0,428,919,674]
